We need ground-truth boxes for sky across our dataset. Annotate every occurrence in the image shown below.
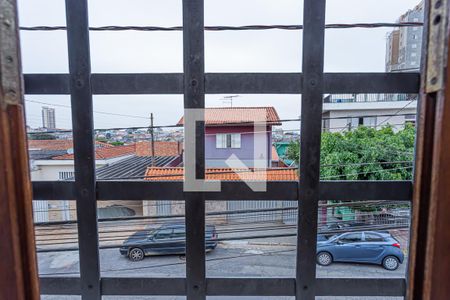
[18,0,421,130]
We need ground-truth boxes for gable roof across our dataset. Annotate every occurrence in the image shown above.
[29,150,67,160]
[28,139,112,151]
[135,141,182,157]
[53,144,136,160]
[271,145,279,161]
[144,167,298,181]
[50,141,182,160]
[177,107,281,126]
[96,155,179,179]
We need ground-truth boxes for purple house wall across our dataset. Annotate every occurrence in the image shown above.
[205,125,272,168]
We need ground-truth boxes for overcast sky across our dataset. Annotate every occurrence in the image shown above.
[18,0,421,130]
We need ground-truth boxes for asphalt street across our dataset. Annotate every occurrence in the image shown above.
[39,241,406,299]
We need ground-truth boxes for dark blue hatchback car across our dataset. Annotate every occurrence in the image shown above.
[120,223,218,261]
[316,231,404,270]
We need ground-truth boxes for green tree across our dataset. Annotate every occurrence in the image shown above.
[286,125,415,217]
[109,141,124,146]
[286,124,415,180]
[96,137,108,143]
[28,133,56,140]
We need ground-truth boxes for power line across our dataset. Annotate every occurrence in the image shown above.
[25,99,149,120]
[377,99,417,127]
[21,22,423,33]
[36,222,410,257]
[25,111,418,136]
[33,199,409,228]
[320,165,413,179]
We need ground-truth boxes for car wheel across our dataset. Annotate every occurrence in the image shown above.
[382,256,399,271]
[317,252,333,266]
[129,248,145,262]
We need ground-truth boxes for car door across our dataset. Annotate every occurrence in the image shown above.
[152,228,174,254]
[358,232,386,263]
[331,232,364,262]
[170,227,186,254]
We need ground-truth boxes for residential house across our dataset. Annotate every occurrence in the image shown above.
[177,107,281,168]
[141,107,296,224]
[30,140,183,222]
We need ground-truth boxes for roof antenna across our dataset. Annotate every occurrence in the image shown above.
[222,95,240,107]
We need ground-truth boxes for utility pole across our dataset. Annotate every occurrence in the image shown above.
[150,113,155,167]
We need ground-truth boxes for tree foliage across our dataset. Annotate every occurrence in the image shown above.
[286,124,415,181]
[109,141,124,146]
[28,133,57,140]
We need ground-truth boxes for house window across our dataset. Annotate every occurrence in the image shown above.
[346,117,376,130]
[216,133,241,149]
[412,44,417,49]
[58,171,75,180]
[363,116,377,128]
[347,117,359,130]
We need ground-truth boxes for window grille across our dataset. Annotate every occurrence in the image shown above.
[23,0,419,299]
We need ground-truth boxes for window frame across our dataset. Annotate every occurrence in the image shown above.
[24,0,418,299]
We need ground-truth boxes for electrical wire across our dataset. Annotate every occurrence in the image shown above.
[26,99,149,120]
[25,110,418,135]
[33,200,409,235]
[377,99,417,127]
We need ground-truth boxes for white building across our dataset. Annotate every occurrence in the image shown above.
[30,141,135,222]
[322,94,417,132]
[41,106,56,129]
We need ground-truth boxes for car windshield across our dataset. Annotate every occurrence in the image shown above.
[327,234,340,241]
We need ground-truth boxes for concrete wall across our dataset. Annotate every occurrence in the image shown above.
[31,155,139,222]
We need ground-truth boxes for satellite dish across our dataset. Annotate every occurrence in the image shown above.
[67,148,74,154]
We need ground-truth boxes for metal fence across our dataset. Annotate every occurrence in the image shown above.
[24,0,419,299]
[323,93,419,103]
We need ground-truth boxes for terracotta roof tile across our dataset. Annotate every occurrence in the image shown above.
[28,139,112,151]
[145,167,298,181]
[135,141,182,157]
[177,107,281,126]
[53,144,136,160]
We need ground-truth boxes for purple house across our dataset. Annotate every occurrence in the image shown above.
[178,107,281,168]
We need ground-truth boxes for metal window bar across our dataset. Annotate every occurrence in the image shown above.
[14,0,422,299]
[183,0,207,299]
[64,0,100,299]
[297,0,326,298]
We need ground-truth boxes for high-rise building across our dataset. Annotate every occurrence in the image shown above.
[385,1,424,72]
[41,106,56,129]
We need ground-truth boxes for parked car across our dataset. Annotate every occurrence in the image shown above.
[319,221,390,238]
[316,231,404,270]
[120,223,218,261]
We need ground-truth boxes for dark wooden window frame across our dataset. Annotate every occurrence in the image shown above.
[7,0,429,299]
